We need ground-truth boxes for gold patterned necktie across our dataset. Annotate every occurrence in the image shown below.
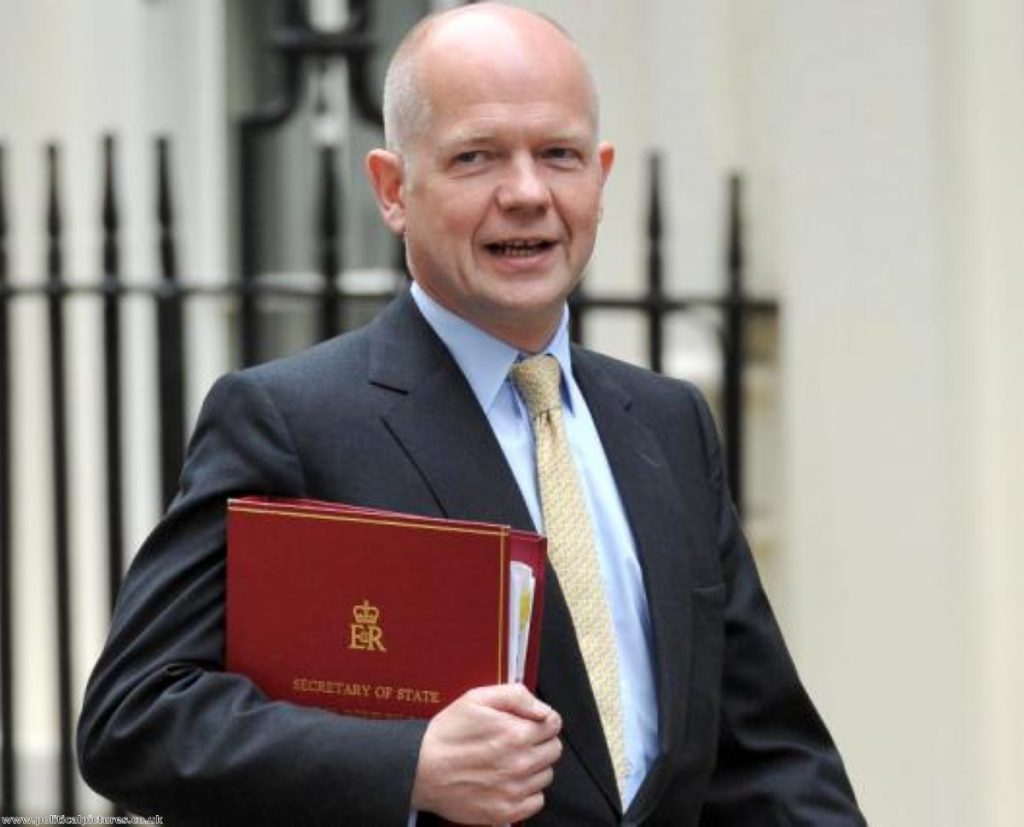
[510,354,627,798]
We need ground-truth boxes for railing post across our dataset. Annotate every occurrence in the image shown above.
[646,152,665,374]
[45,144,76,814]
[568,287,586,346]
[723,174,746,514]
[101,136,125,613]
[156,139,186,509]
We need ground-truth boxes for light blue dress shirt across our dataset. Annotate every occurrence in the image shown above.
[411,283,659,808]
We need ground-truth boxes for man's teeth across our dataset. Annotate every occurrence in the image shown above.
[489,240,551,256]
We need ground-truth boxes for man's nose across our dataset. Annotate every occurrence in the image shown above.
[495,158,551,212]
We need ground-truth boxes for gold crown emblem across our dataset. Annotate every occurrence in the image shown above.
[352,599,380,625]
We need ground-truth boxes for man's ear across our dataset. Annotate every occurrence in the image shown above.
[597,141,615,185]
[597,141,615,222]
[365,149,407,235]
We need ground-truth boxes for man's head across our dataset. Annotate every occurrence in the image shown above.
[365,2,614,352]
[380,6,600,157]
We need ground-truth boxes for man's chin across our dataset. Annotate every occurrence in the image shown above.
[466,299,566,351]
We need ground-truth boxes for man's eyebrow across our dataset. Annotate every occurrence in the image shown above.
[541,130,593,145]
[437,128,593,151]
[438,131,497,150]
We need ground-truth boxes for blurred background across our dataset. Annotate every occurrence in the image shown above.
[1,0,1022,823]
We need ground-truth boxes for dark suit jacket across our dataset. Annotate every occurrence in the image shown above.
[78,290,865,825]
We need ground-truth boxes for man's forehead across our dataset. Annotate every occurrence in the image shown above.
[418,48,594,138]
[431,47,573,90]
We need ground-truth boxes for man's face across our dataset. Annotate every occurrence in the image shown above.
[368,18,614,351]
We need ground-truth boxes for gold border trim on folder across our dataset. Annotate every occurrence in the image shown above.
[229,503,507,539]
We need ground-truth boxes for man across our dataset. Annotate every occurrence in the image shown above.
[78,4,865,824]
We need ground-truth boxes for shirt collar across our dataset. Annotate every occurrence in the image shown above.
[410,281,575,414]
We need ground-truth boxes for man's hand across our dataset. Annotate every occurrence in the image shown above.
[411,683,563,824]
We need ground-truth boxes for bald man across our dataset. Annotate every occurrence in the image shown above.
[79,5,864,825]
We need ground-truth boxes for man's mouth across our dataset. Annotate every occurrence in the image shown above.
[484,238,556,258]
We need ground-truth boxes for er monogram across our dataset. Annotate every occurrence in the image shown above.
[348,599,387,652]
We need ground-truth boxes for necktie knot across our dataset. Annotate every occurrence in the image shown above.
[510,355,562,418]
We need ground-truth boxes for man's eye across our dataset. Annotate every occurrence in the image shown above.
[453,150,484,165]
[542,147,581,163]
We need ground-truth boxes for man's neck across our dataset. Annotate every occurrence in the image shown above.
[412,281,563,354]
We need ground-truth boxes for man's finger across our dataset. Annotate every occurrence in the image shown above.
[518,765,556,797]
[467,683,557,723]
[501,791,547,825]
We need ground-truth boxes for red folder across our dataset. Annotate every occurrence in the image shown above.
[226,496,546,720]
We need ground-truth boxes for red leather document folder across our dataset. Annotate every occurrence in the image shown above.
[226,496,546,720]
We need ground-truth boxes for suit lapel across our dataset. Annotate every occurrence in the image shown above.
[572,350,704,821]
[365,295,625,812]
[367,292,533,530]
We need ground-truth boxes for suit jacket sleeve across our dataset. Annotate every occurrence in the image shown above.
[690,391,865,825]
[77,370,427,825]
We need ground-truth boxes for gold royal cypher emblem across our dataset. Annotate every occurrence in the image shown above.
[349,599,387,652]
